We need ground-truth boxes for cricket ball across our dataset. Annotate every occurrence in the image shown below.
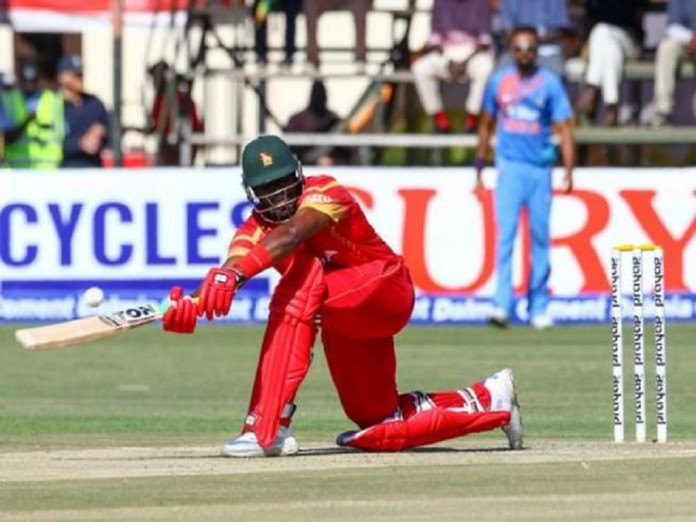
[84,286,105,308]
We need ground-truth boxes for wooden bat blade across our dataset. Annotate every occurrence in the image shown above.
[15,303,163,350]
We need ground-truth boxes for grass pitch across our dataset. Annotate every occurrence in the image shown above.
[2,323,696,521]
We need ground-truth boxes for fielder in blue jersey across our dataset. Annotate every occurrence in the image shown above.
[475,26,575,329]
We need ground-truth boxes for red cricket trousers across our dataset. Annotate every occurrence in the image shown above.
[244,253,505,449]
[320,257,415,429]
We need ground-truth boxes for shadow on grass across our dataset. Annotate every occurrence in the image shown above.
[298,445,519,457]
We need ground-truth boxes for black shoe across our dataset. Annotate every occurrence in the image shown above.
[488,316,509,329]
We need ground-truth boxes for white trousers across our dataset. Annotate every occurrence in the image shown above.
[411,44,495,115]
[585,23,639,105]
[654,38,693,115]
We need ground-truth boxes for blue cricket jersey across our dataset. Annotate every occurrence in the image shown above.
[482,65,572,167]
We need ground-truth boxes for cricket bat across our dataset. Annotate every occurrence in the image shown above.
[15,303,166,350]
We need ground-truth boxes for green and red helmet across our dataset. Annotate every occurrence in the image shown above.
[241,135,304,223]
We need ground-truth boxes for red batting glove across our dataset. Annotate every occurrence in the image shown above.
[162,286,197,334]
[197,267,243,320]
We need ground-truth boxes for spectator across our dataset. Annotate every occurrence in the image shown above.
[58,55,109,168]
[475,26,575,329]
[496,0,572,77]
[252,0,301,67]
[305,0,372,71]
[0,72,16,162]
[284,80,351,165]
[411,0,495,134]
[576,1,646,126]
[147,61,203,165]
[2,58,63,169]
[651,0,696,127]
[1,65,33,168]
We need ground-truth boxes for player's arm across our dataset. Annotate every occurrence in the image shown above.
[196,207,332,321]
[550,74,575,195]
[189,208,329,297]
[163,216,266,333]
[556,118,575,194]
[227,207,331,270]
[215,206,331,278]
[474,111,495,190]
[475,72,498,191]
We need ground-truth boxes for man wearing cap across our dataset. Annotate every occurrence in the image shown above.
[58,55,109,168]
[160,134,524,457]
[2,60,41,168]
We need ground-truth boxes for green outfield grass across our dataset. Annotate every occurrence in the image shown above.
[2,323,696,521]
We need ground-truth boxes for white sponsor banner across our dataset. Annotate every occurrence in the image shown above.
[8,10,187,31]
[4,0,189,31]
[0,167,695,298]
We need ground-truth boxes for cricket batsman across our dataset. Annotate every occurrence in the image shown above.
[162,135,523,457]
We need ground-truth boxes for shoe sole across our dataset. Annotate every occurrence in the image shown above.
[221,445,266,458]
[501,369,523,450]
[221,437,299,458]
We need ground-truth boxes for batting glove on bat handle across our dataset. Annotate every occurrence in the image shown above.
[197,267,244,321]
[162,286,198,334]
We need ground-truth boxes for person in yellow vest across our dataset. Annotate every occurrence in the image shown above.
[2,59,63,169]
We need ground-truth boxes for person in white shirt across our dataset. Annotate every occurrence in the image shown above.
[576,0,646,126]
[411,0,495,134]
[651,0,696,126]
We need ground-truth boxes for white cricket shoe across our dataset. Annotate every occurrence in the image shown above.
[530,314,553,330]
[484,368,523,450]
[221,426,299,458]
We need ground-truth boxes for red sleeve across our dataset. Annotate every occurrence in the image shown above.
[298,176,353,222]
[227,217,265,260]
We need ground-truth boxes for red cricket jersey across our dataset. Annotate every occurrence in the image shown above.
[228,175,400,269]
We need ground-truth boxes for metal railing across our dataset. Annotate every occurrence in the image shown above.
[192,126,696,149]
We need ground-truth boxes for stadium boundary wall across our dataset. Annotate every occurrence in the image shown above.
[0,167,694,325]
